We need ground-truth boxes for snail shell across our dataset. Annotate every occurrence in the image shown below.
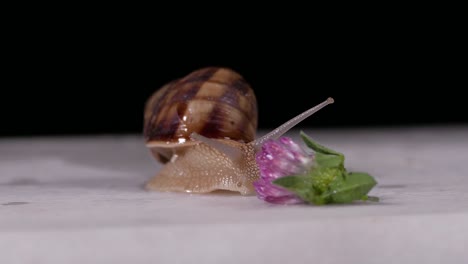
[144,67,259,194]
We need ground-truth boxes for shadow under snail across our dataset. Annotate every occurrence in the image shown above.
[143,67,333,195]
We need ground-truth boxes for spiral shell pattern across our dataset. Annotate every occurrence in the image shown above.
[144,67,258,146]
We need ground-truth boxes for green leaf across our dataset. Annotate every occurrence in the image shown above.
[274,168,348,205]
[273,175,315,202]
[300,131,343,156]
[315,152,344,168]
[300,131,345,169]
[273,132,379,205]
[308,168,346,205]
[309,167,344,194]
[273,175,311,190]
[321,172,378,204]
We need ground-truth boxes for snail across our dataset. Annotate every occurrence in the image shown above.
[143,67,333,195]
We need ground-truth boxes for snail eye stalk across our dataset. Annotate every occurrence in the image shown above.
[251,97,334,151]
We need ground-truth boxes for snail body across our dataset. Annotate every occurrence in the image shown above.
[144,67,333,195]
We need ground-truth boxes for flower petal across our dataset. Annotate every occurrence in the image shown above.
[253,137,314,204]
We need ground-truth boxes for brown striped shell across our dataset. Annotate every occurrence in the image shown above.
[144,67,258,163]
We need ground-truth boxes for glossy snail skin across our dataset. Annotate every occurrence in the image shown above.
[144,67,259,195]
[145,139,258,195]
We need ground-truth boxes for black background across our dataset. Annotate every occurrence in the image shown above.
[2,10,466,137]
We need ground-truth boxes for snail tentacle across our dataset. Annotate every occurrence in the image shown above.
[251,97,334,151]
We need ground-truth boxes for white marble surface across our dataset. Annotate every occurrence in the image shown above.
[1,126,467,264]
